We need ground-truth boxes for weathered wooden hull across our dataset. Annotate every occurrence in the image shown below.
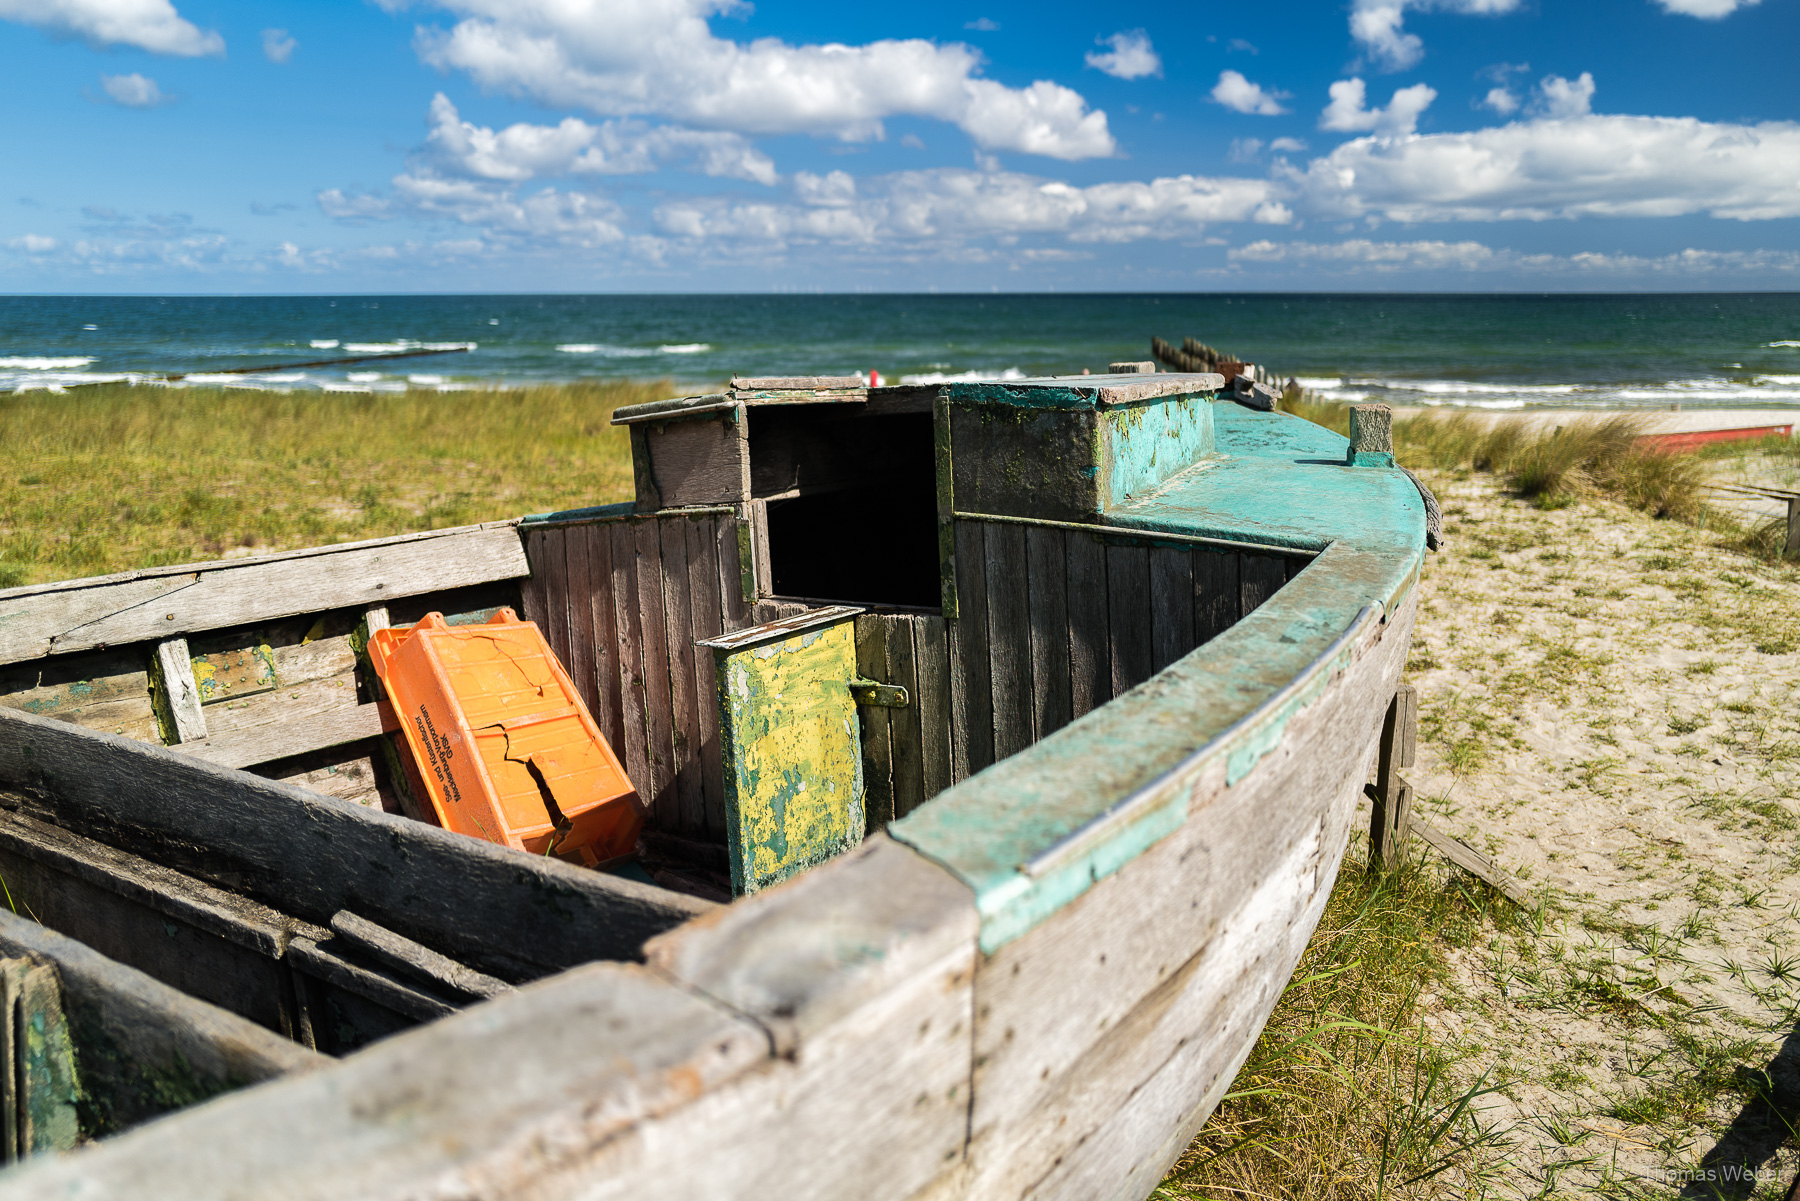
[0,372,1424,1197]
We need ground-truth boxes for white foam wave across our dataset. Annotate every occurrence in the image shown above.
[1418,397,1528,410]
[341,341,476,354]
[1294,376,1343,389]
[658,343,710,354]
[310,339,339,350]
[347,372,382,383]
[897,367,1028,385]
[1767,340,1800,348]
[1756,375,1800,385]
[0,357,94,370]
[1382,380,1582,396]
[1616,387,1800,401]
[321,383,373,393]
[408,374,443,385]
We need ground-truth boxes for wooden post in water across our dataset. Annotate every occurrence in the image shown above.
[1367,683,1416,872]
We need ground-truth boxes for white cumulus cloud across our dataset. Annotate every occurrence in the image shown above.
[262,27,295,62]
[100,72,166,107]
[0,0,221,55]
[1293,111,1800,222]
[1653,0,1759,15]
[1230,237,1800,278]
[397,0,1113,160]
[1349,0,1521,72]
[1533,72,1595,119]
[1320,78,1436,134]
[1086,30,1160,80]
[1211,70,1290,116]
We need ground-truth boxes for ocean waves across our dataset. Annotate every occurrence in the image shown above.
[1293,374,1800,410]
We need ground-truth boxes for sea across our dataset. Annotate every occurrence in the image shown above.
[4,292,1800,411]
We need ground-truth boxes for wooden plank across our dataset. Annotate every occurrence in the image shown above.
[0,524,529,665]
[609,522,652,796]
[934,392,960,619]
[914,617,953,803]
[1149,545,1195,675]
[540,526,574,677]
[328,911,512,1001]
[0,648,157,744]
[583,523,625,759]
[174,702,396,771]
[749,499,773,600]
[0,910,321,1139]
[659,519,703,835]
[1025,526,1072,743]
[636,412,751,510]
[950,521,993,777]
[1106,542,1153,697]
[855,616,895,832]
[562,524,597,721]
[268,752,384,810]
[0,708,714,980]
[639,519,680,825]
[517,526,551,630]
[1193,549,1240,646]
[885,619,925,821]
[718,511,752,630]
[150,638,207,744]
[1413,817,1536,908]
[1241,552,1287,615]
[14,961,79,1156]
[285,938,455,1024]
[1065,528,1111,721]
[188,669,363,746]
[685,516,726,839]
[984,522,1033,762]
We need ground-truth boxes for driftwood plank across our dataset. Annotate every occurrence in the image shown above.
[1193,549,1240,646]
[685,517,726,839]
[856,617,895,831]
[1148,546,1194,675]
[659,519,703,835]
[914,616,953,804]
[1241,552,1287,615]
[610,523,652,796]
[1025,526,1072,744]
[1065,528,1111,721]
[0,709,713,979]
[0,525,528,665]
[885,619,925,821]
[1106,543,1152,697]
[985,522,1033,761]
[950,521,993,778]
[0,911,321,1138]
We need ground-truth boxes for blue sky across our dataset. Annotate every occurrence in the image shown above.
[1,0,1797,292]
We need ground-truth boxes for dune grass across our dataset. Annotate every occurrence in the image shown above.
[0,381,656,588]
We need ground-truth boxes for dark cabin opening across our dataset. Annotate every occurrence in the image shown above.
[750,403,940,609]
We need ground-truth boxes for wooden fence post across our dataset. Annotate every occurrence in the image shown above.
[1367,683,1417,872]
[1786,496,1798,558]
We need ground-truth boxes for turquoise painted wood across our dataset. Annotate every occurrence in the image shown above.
[895,384,1427,953]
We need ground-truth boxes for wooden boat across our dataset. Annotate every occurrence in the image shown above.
[0,369,1424,1198]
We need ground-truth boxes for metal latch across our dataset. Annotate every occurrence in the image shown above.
[849,679,909,708]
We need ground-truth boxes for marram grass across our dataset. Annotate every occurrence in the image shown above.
[0,381,658,588]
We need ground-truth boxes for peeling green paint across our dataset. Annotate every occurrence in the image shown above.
[190,644,276,704]
[708,614,866,895]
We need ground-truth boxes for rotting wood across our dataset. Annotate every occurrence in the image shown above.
[1066,528,1111,722]
[1026,525,1073,744]
[172,702,395,772]
[150,638,206,744]
[328,911,512,1001]
[2,958,79,1160]
[0,524,529,665]
[856,617,895,832]
[685,516,726,839]
[1367,684,1418,872]
[1241,552,1287,615]
[660,520,703,835]
[1148,546,1193,675]
[634,520,678,826]
[285,937,455,1024]
[985,522,1033,761]
[913,616,953,805]
[1106,543,1153,698]
[950,521,993,777]
[1193,549,1239,647]
[934,392,960,619]
[610,521,652,796]
[632,410,751,512]
[884,619,925,820]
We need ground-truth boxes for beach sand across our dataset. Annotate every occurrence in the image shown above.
[1395,463,1800,1196]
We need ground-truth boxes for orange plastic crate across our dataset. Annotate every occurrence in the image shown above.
[368,609,642,866]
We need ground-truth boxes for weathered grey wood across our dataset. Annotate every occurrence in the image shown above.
[541,526,575,687]
[632,411,751,512]
[985,522,1033,761]
[1412,817,1537,909]
[609,392,732,425]
[1193,549,1239,646]
[718,510,752,630]
[0,963,770,1201]
[749,498,773,599]
[636,834,977,1200]
[1025,526,1073,743]
[0,649,158,743]
[885,619,925,820]
[856,616,895,831]
[610,521,652,796]
[914,616,954,804]
[0,911,321,1138]
[731,375,864,391]
[0,709,712,979]
[1367,778,1415,873]
[581,523,624,754]
[329,911,512,1001]
[150,638,206,744]
[685,516,726,838]
[1106,543,1153,697]
[635,519,678,825]
[1347,403,1394,461]
[660,519,704,834]
[935,392,960,619]
[518,526,551,629]
[1241,552,1286,615]
[1788,496,1799,557]
[194,669,361,752]
[950,521,993,777]
[1148,546,1194,675]
[173,701,394,771]
[1066,528,1111,721]
[561,523,597,718]
[7,960,79,1157]
[286,937,458,1024]
[962,594,1412,1198]
[0,524,529,665]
